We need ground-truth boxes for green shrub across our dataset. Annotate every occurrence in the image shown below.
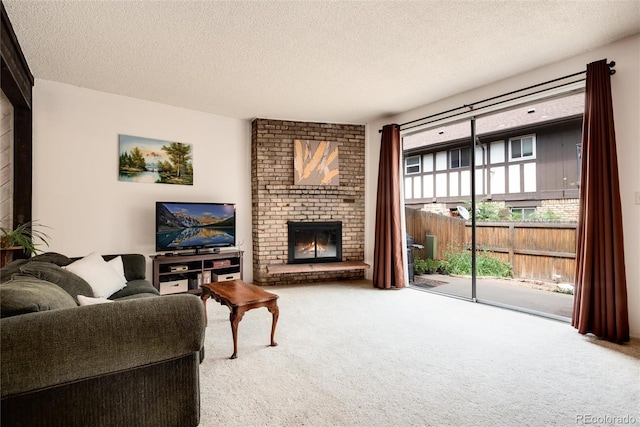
[443,248,512,278]
[512,208,562,222]
[413,258,444,275]
[509,211,524,221]
[461,200,565,222]
[539,209,562,221]
[463,200,501,221]
[443,250,471,275]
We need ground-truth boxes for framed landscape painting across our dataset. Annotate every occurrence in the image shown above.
[118,134,193,185]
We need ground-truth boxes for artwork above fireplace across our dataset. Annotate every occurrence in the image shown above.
[288,221,342,264]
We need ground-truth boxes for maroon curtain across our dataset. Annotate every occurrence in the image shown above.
[373,124,405,289]
[572,59,629,343]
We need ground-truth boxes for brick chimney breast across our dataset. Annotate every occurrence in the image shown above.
[251,119,365,285]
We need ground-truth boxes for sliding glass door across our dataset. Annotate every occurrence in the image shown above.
[403,92,581,320]
[403,117,475,300]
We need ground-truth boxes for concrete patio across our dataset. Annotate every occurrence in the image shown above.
[412,274,574,319]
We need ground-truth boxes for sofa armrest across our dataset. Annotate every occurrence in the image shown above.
[1,294,205,398]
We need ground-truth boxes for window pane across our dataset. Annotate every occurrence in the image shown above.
[576,144,582,179]
[522,138,533,157]
[460,147,471,167]
[405,156,420,174]
[435,151,448,171]
[423,153,434,172]
[404,177,412,198]
[490,141,505,163]
[450,149,460,168]
[475,146,484,165]
[511,139,521,158]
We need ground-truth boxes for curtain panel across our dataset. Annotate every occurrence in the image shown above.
[373,124,405,289]
[572,59,629,343]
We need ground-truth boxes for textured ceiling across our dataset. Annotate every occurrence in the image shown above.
[3,0,640,124]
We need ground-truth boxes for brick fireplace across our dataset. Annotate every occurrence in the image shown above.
[251,119,366,285]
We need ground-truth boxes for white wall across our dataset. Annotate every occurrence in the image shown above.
[32,80,253,281]
[365,35,640,337]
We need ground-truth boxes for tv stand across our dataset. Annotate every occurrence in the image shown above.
[151,250,243,295]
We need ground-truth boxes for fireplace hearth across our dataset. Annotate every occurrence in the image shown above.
[288,221,342,264]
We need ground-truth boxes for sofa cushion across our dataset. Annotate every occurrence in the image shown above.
[0,276,77,318]
[0,259,29,283]
[108,279,160,300]
[64,252,127,298]
[20,261,94,303]
[29,252,73,267]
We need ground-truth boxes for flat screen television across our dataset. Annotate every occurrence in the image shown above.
[156,202,236,253]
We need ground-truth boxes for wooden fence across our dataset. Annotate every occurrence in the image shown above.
[404,207,577,282]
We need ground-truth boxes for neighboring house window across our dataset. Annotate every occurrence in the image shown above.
[511,207,537,219]
[450,147,471,169]
[576,143,582,180]
[405,156,421,174]
[509,135,536,161]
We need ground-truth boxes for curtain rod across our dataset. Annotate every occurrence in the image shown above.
[379,60,615,133]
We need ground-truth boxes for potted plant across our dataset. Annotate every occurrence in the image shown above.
[0,221,51,267]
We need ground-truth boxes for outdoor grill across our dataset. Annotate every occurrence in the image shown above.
[406,234,423,283]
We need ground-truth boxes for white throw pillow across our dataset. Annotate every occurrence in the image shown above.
[77,295,115,306]
[107,256,125,279]
[64,252,127,298]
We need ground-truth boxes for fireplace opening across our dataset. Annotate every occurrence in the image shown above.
[288,221,342,264]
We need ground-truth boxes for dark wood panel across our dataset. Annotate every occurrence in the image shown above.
[1,2,33,108]
[536,120,582,196]
[12,108,31,226]
[1,2,34,258]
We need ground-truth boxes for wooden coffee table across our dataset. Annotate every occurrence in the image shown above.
[200,280,279,359]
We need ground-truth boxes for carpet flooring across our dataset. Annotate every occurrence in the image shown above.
[198,280,639,427]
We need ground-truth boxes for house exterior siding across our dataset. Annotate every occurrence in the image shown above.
[403,117,582,221]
